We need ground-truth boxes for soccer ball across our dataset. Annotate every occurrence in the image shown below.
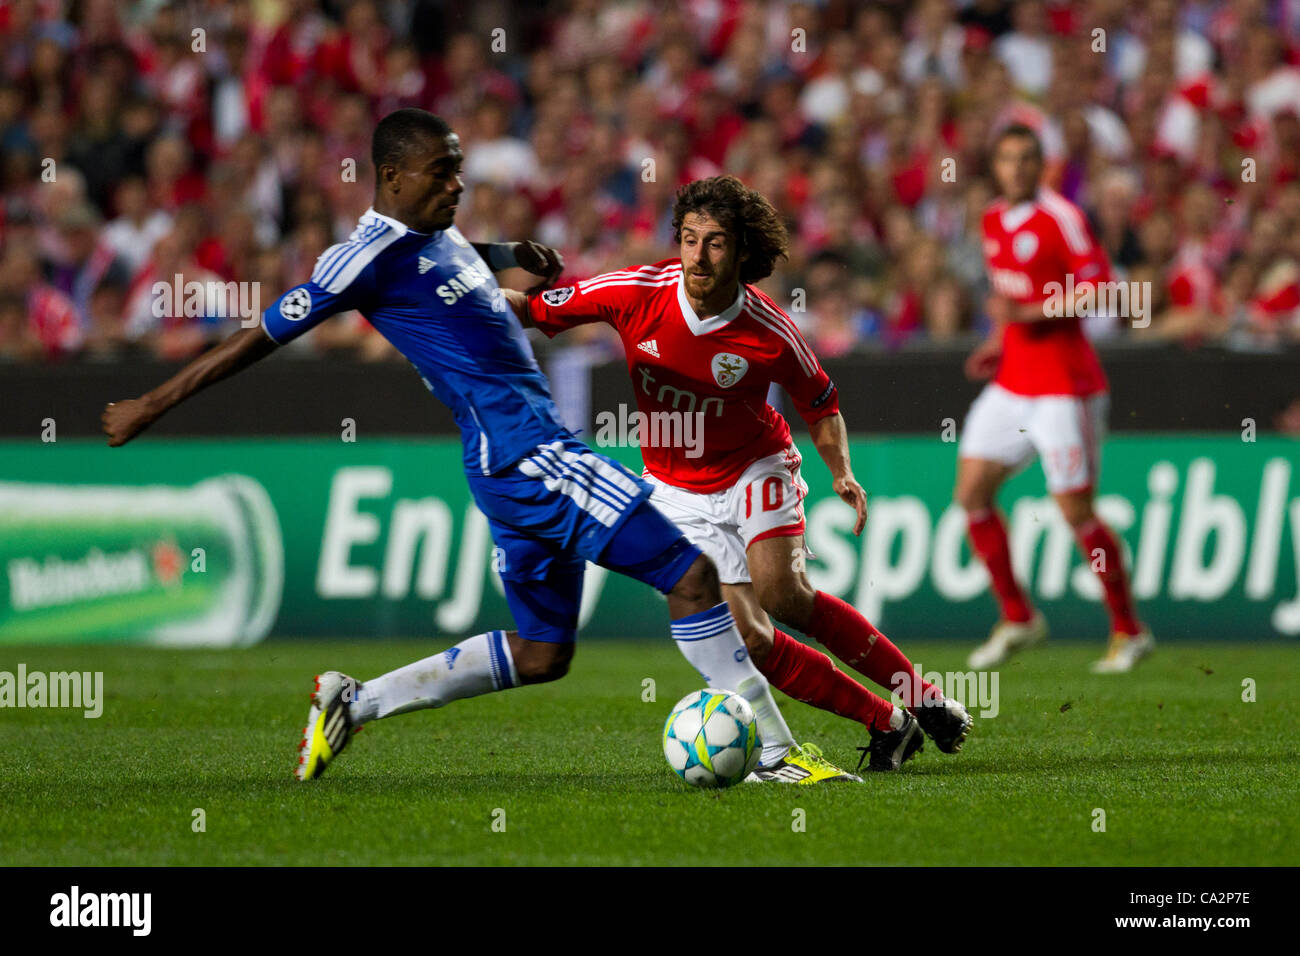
[662,688,761,788]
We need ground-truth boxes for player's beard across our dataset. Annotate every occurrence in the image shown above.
[685,272,711,298]
[686,263,729,298]
[685,265,739,310]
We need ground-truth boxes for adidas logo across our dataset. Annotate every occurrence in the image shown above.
[637,339,660,357]
[418,256,436,274]
[322,707,349,751]
[768,765,811,782]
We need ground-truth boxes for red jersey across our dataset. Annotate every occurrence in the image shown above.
[528,260,839,494]
[982,188,1110,397]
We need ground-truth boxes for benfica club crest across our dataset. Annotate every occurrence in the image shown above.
[1012,231,1039,262]
[711,352,748,388]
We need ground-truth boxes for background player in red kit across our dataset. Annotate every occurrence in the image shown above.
[958,125,1153,674]
[508,176,972,771]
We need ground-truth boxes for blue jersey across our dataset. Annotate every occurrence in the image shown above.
[261,208,570,475]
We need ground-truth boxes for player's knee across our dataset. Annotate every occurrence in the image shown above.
[513,640,574,684]
[669,554,720,607]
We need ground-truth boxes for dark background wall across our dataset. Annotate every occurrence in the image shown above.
[5,346,1296,438]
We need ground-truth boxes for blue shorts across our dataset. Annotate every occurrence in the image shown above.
[467,437,701,643]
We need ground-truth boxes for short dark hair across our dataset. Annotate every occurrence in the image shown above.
[993,123,1043,159]
[671,175,789,284]
[371,109,453,178]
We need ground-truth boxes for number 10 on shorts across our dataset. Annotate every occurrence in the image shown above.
[745,476,784,518]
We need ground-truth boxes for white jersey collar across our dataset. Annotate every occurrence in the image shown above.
[364,207,430,237]
[999,191,1040,232]
[677,275,746,336]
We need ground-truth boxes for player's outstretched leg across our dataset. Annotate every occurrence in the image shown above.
[294,627,562,781]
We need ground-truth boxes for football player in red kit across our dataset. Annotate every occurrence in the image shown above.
[507,176,971,771]
[958,125,1153,673]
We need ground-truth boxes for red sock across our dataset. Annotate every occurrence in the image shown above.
[967,508,1034,623]
[804,591,937,710]
[1076,518,1142,636]
[759,629,895,731]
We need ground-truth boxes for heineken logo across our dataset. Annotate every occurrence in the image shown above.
[7,544,175,613]
[0,477,284,647]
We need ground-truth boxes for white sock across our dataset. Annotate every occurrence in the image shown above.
[670,602,795,766]
[348,630,520,723]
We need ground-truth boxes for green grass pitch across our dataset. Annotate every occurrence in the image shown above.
[1,638,1296,866]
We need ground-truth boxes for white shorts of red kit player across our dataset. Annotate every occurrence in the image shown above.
[959,383,1109,494]
[645,444,809,584]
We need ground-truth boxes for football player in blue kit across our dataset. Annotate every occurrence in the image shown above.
[102,109,858,784]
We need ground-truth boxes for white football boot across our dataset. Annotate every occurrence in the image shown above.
[967,611,1048,669]
[295,671,360,781]
[1090,629,1155,674]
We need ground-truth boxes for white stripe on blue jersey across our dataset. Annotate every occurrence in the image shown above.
[312,218,403,293]
[312,222,382,284]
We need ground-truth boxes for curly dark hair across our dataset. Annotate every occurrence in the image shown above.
[671,175,789,284]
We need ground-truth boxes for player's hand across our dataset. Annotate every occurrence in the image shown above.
[833,474,868,536]
[514,241,564,293]
[102,398,157,447]
[964,339,1001,381]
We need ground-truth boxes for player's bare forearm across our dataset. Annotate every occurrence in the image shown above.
[809,412,868,535]
[102,325,278,446]
[809,412,852,478]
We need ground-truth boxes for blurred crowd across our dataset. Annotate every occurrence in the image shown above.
[2,0,1300,366]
